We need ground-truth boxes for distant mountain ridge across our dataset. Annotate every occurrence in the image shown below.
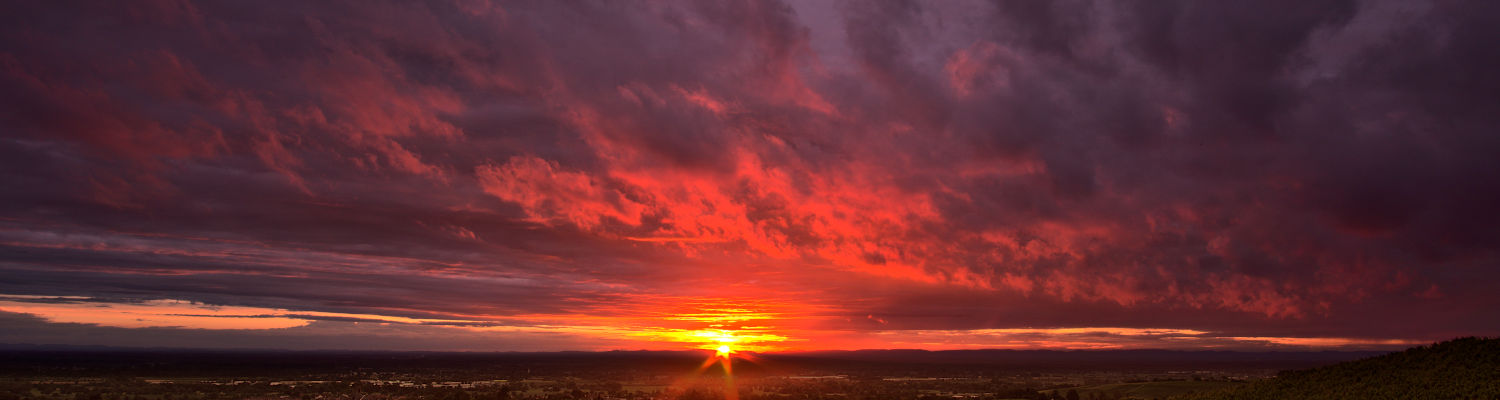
[0,344,1386,377]
[1178,337,1500,400]
[773,348,1382,369]
[0,343,1383,370]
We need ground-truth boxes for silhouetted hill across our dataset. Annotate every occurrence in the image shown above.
[775,348,1380,370]
[0,345,1385,380]
[1179,337,1500,400]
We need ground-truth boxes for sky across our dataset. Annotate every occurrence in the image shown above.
[1,0,1498,352]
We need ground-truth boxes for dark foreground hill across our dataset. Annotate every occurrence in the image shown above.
[1179,337,1500,400]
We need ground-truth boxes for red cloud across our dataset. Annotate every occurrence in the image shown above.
[1,0,1497,351]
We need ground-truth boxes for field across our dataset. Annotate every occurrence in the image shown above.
[1041,380,1244,400]
[0,348,1378,400]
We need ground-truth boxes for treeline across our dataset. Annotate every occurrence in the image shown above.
[1177,337,1500,400]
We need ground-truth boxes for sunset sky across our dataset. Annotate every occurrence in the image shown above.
[2,0,1498,352]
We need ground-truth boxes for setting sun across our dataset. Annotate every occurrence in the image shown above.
[716,344,733,358]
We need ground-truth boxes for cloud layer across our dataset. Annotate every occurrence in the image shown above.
[2,0,1498,350]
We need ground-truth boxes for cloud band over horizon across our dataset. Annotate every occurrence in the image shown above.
[2,0,1498,351]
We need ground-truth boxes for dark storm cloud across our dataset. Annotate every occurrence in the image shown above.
[1,0,1497,349]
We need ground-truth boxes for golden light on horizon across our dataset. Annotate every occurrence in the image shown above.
[627,298,802,352]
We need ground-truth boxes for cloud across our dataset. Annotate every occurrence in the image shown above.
[1,0,1498,350]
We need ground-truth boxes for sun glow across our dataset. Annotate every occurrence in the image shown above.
[716,344,734,358]
[631,299,803,352]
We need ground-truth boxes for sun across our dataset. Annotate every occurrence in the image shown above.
[716,344,734,358]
